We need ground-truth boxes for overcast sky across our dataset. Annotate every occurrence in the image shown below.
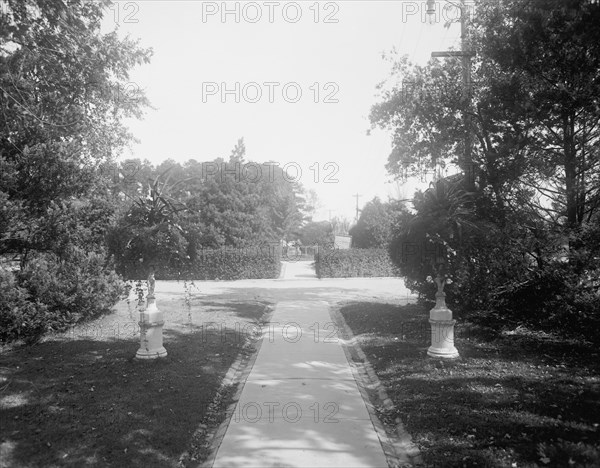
[103,0,464,221]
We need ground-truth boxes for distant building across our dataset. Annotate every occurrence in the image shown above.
[334,235,352,249]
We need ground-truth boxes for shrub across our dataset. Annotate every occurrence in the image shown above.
[1,249,125,344]
[118,246,282,281]
[385,179,600,339]
[315,248,400,278]
[491,262,600,342]
[0,267,48,344]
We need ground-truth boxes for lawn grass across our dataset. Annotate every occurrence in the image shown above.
[0,295,271,467]
[339,302,600,468]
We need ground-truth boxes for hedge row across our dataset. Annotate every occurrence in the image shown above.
[119,248,282,281]
[315,248,400,278]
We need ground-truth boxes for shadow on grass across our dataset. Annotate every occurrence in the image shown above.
[197,300,270,320]
[340,301,600,468]
[0,304,268,467]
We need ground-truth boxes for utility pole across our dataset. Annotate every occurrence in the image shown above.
[424,0,468,360]
[430,0,475,191]
[353,193,361,222]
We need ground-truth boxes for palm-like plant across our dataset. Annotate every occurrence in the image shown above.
[121,168,191,277]
[419,177,479,281]
[132,168,188,227]
[391,176,481,295]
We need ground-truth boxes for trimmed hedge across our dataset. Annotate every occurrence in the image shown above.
[315,248,400,278]
[119,247,282,281]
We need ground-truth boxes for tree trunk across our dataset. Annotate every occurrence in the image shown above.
[563,112,578,229]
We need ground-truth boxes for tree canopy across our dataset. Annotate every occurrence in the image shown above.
[1,0,152,264]
[107,145,312,276]
[371,0,600,231]
[375,0,600,330]
[349,197,407,248]
[0,0,152,342]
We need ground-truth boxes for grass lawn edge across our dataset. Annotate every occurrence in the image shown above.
[329,301,424,468]
[188,306,276,467]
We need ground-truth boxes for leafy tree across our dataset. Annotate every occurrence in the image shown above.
[371,0,600,234]
[297,221,334,247]
[1,0,151,260]
[177,149,308,249]
[389,178,482,298]
[229,137,246,163]
[267,183,305,242]
[258,161,308,242]
[473,0,600,229]
[0,0,152,342]
[350,197,406,248]
[107,140,310,271]
[373,0,600,328]
[303,189,320,222]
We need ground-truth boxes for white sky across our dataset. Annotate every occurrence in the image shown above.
[103,0,464,221]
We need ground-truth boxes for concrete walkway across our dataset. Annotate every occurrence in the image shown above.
[278,260,318,280]
[211,300,390,467]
